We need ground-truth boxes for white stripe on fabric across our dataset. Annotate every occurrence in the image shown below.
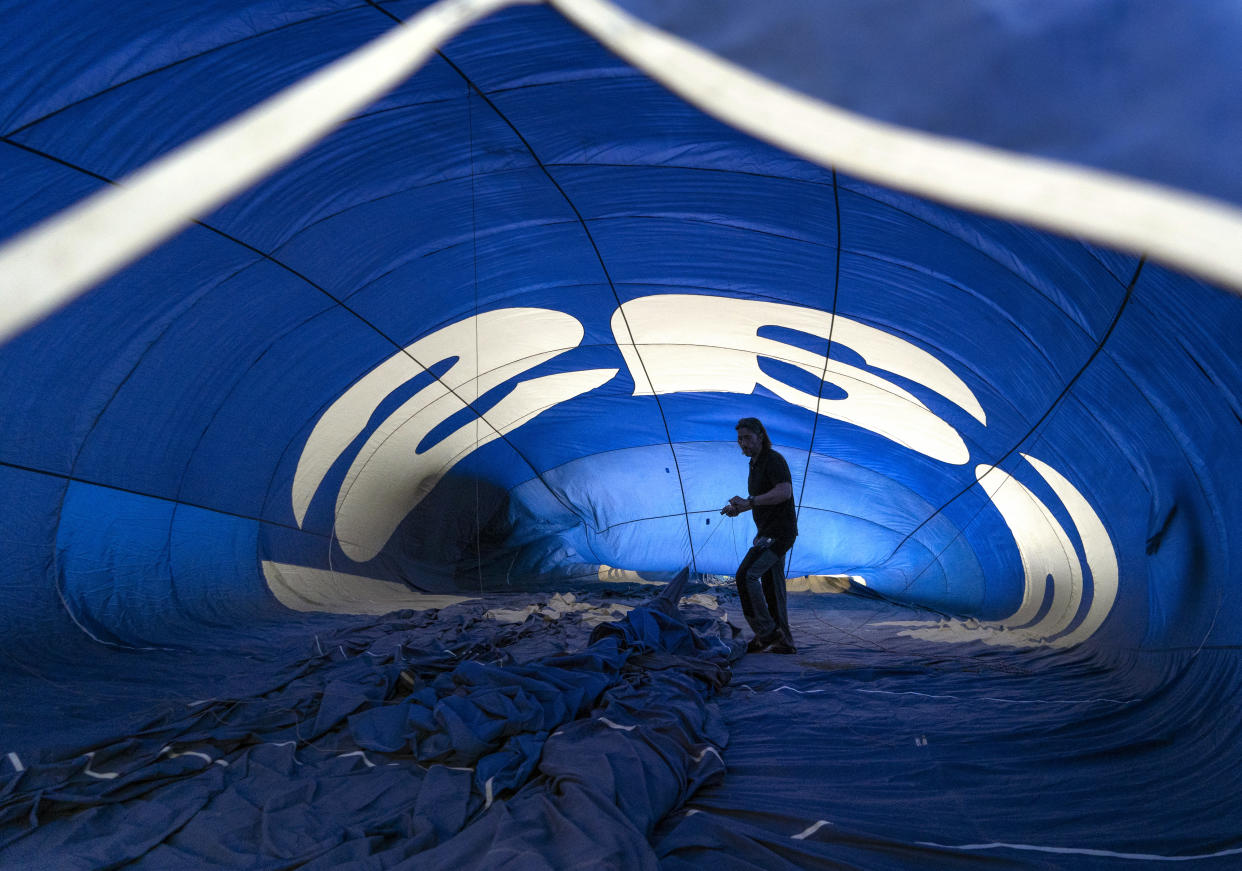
[792,820,833,840]
[338,751,377,768]
[772,685,828,695]
[270,741,305,764]
[82,752,119,780]
[549,0,1242,297]
[171,751,214,764]
[160,746,221,765]
[857,689,1139,705]
[917,840,1242,862]
[692,746,722,763]
[0,0,532,345]
[598,717,637,731]
[1023,454,1121,648]
[6,752,24,773]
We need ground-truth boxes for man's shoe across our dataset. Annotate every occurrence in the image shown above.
[746,636,772,653]
[769,642,797,655]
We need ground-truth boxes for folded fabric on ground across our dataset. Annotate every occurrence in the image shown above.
[0,587,741,868]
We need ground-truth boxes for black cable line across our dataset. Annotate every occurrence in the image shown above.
[889,256,1144,562]
[467,78,485,594]
[770,167,888,648]
[0,458,325,536]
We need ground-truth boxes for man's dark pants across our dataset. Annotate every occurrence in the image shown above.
[735,542,793,645]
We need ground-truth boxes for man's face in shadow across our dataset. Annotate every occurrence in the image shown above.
[737,427,761,458]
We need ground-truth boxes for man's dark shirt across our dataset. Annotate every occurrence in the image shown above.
[747,446,798,544]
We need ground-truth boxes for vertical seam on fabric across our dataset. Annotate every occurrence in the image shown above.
[468,80,486,592]
[787,168,842,577]
[431,47,700,573]
[360,0,606,564]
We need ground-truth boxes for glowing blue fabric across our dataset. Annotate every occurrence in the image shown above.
[2,0,1241,866]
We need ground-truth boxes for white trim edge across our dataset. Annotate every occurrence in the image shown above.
[0,0,530,345]
[549,0,1242,297]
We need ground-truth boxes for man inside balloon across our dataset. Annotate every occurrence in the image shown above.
[721,417,798,654]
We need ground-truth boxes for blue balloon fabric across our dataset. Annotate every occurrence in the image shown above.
[2,0,1242,867]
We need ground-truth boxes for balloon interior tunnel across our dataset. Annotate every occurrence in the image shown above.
[1,1,1240,867]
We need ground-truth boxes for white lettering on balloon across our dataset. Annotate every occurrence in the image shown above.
[886,457,1117,647]
[612,294,985,464]
[291,308,617,562]
[289,294,1116,645]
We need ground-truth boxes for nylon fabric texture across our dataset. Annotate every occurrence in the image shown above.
[1,0,1241,867]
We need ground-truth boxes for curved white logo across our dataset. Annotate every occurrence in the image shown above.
[292,308,617,562]
[291,294,1116,646]
[614,294,985,464]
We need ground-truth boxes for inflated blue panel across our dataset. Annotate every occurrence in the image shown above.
[0,229,261,477]
[57,483,271,648]
[70,261,333,505]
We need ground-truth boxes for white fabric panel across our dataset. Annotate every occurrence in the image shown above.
[975,463,1084,638]
[293,308,616,561]
[881,456,1116,646]
[262,560,475,614]
[1023,453,1119,648]
[614,294,983,464]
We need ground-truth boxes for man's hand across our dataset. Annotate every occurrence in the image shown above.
[720,495,749,517]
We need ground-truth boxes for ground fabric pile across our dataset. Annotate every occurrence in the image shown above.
[0,585,741,868]
[6,586,1242,869]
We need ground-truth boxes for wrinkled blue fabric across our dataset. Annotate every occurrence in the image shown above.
[654,592,1242,870]
[0,590,741,868]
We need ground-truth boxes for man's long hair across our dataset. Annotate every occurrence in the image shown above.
[735,417,771,452]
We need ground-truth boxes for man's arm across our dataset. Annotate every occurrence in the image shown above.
[721,480,792,515]
[749,481,792,506]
